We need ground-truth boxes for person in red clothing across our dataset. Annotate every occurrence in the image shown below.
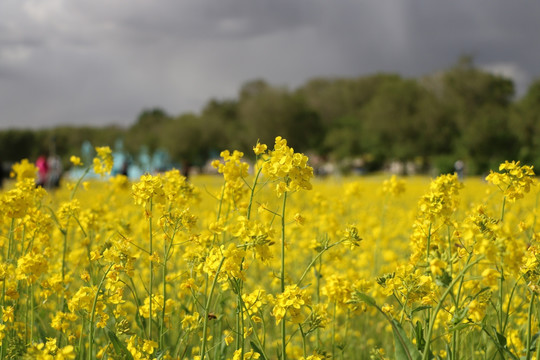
[36,154,49,187]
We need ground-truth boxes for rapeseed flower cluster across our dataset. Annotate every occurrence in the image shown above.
[486,160,535,201]
[92,146,113,176]
[271,285,310,324]
[212,150,249,204]
[260,136,314,196]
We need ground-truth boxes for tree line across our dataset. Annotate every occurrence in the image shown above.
[1,57,540,175]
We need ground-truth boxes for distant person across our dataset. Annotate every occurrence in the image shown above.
[36,154,49,187]
[182,160,191,180]
[47,154,63,188]
[454,159,465,181]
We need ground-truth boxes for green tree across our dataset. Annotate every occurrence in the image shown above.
[511,79,540,168]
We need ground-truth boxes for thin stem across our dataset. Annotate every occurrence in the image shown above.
[247,167,263,220]
[30,283,34,344]
[525,292,535,360]
[280,191,288,360]
[426,223,432,266]
[500,196,506,222]
[160,239,168,349]
[88,264,113,360]
[332,301,337,360]
[70,166,90,200]
[78,318,85,359]
[422,255,483,360]
[300,326,307,358]
[61,230,68,313]
[200,256,226,360]
[148,199,154,341]
[498,267,504,332]
[297,241,342,287]
[216,185,225,221]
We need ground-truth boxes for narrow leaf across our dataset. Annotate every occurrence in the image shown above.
[352,291,378,307]
[411,305,432,315]
[107,330,134,360]
[250,340,268,360]
[391,319,422,360]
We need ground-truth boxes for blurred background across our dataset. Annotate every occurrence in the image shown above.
[1,0,540,180]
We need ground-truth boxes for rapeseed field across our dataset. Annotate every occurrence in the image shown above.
[0,137,539,360]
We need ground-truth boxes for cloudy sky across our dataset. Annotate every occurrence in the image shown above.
[1,0,539,130]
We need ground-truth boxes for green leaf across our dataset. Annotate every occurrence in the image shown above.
[106,330,134,360]
[250,340,268,360]
[494,329,507,347]
[411,305,432,315]
[450,307,469,326]
[414,321,426,352]
[447,322,473,333]
[391,319,422,360]
[351,291,378,307]
[435,271,452,287]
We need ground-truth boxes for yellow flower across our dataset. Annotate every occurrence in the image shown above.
[132,173,166,211]
[242,289,267,321]
[429,258,447,276]
[93,146,113,175]
[271,285,310,324]
[382,175,406,197]
[232,349,260,360]
[224,330,234,346]
[486,160,535,202]
[261,136,314,197]
[381,303,394,314]
[2,306,14,323]
[70,155,83,166]
[253,141,268,155]
[142,339,158,354]
[10,158,37,181]
[294,213,306,226]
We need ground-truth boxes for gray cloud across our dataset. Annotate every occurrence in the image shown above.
[1,0,539,129]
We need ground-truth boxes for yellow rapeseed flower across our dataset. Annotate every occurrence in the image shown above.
[486,160,535,202]
[70,155,83,166]
[92,146,113,175]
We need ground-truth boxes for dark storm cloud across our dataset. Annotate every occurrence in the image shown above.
[0,0,539,129]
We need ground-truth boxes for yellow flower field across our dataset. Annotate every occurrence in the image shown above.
[1,137,539,360]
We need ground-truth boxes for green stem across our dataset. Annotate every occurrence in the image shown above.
[7,218,15,263]
[300,326,307,358]
[78,318,85,359]
[280,191,288,360]
[160,240,167,350]
[332,301,337,360]
[297,241,341,287]
[70,166,90,200]
[200,256,226,360]
[422,255,483,360]
[525,292,535,360]
[216,185,225,221]
[61,230,68,313]
[498,267,504,332]
[148,199,154,341]
[30,283,34,344]
[503,276,521,332]
[237,279,245,360]
[246,167,263,220]
[500,196,506,222]
[88,264,113,360]
[426,223,432,266]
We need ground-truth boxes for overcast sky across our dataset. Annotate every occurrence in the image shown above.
[1,0,539,130]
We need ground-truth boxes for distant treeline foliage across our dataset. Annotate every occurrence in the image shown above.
[1,57,540,175]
